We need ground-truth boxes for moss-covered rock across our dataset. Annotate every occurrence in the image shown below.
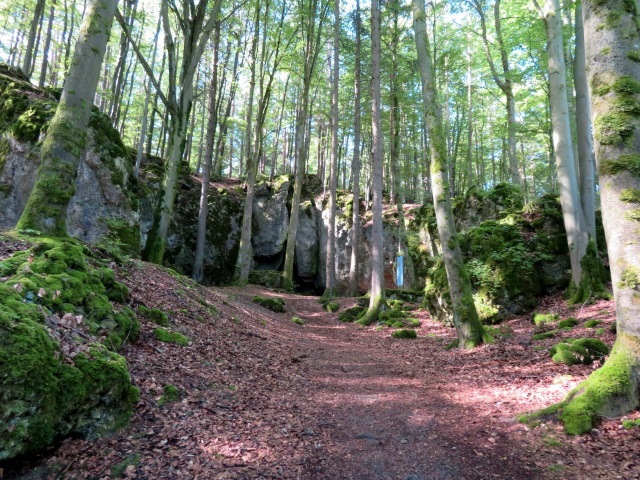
[558,317,579,329]
[248,270,283,289]
[138,305,169,326]
[338,305,365,322]
[549,338,609,365]
[391,328,417,339]
[252,295,286,313]
[585,319,603,328]
[533,312,560,326]
[0,237,139,460]
[533,330,558,340]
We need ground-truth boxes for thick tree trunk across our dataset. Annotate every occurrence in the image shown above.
[530,0,640,435]
[412,0,485,348]
[18,0,118,234]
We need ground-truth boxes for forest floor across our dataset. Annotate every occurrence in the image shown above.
[3,249,640,479]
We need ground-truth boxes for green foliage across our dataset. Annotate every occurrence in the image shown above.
[533,312,559,326]
[153,327,189,346]
[558,317,578,329]
[138,305,169,326]
[10,100,56,142]
[158,384,180,406]
[110,453,141,478]
[248,270,283,288]
[325,301,340,312]
[338,305,365,322]
[549,338,609,366]
[584,319,602,328]
[533,330,557,341]
[252,295,286,312]
[291,316,304,325]
[622,418,640,429]
[391,329,417,339]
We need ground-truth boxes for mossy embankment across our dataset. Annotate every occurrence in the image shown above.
[0,233,139,461]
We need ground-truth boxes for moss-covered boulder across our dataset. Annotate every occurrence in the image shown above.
[549,338,609,366]
[454,183,524,232]
[252,295,286,312]
[0,237,139,460]
[248,270,284,288]
[0,65,139,254]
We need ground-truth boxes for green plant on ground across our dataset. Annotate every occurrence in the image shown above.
[110,453,141,478]
[252,295,286,312]
[291,316,304,325]
[622,418,640,429]
[533,330,558,341]
[584,319,602,328]
[392,329,417,339]
[153,327,189,346]
[338,305,365,322]
[549,338,609,366]
[533,312,560,326]
[558,317,578,329]
[138,305,169,326]
[158,384,180,406]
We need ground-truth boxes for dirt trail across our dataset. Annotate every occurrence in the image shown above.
[273,291,537,480]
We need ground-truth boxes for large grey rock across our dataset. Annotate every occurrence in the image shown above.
[252,177,290,258]
[296,199,319,280]
[0,135,38,227]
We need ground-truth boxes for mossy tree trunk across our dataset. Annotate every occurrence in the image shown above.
[534,0,605,304]
[356,0,386,325]
[347,0,362,297]
[545,0,640,435]
[412,0,485,349]
[17,0,118,235]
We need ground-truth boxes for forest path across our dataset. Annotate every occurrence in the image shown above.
[258,289,540,480]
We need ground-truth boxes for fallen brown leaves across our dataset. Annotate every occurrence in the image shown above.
[2,254,639,479]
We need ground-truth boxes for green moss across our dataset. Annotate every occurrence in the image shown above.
[391,329,417,339]
[595,112,634,145]
[338,305,365,322]
[533,330,558,341]
[585,319,603,328]
[628,50,640,62]
[619,266,640,289]
[620,188,640,203]
[138,305,169,326]
[622,418,640,429]
[558,317,578,329]
[595,328,606,335]
[110,453,141,478]
[252,295,286,312]
[549,338,609,366]
[325,301,340,313]
[356,294,387,326]
[612,76,640,94]
[153,327,189,346]
[158,384,180,406]
[10,99,56,142]
[533,312,559,325]
[291,316,304,325]
[567,239,608,304]
[600,154,640,176]
[248,270,283,288]
[624,208,640,221]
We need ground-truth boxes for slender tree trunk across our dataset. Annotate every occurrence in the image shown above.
[358,0,387,324]
[324,0,339,298]
[574,1,597,241]
[412,0,485,348]
[18,0,118,234]
[535,0,603,302]
[38,0,56,88]
[22,0,47,77]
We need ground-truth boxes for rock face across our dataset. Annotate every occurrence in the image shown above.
[0,67,139,253]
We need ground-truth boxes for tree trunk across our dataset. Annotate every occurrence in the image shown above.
[347,0,361,297]
[22,0,47,77]
[412,0,485,349]
[18,0,118,234]
[324,0,339,298]
[38,0,56,88]
[358,0,387,324]
[574,1,597,241]
[535,0,604,303]
[530,0,640,435]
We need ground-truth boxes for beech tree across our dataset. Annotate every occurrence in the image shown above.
[412,0,486,348]
[18,0,118,235]
[534,0,605,303]
[527,0,640,435]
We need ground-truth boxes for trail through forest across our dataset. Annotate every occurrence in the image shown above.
[3,252,639,480]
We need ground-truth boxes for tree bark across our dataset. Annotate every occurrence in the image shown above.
[412,0,485,348]
[347,0,362,296]
[22,0,47,77]
[358,0,387,324]
[18,0,118,235]
[38,0,56,88]
[531,0,640,435]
